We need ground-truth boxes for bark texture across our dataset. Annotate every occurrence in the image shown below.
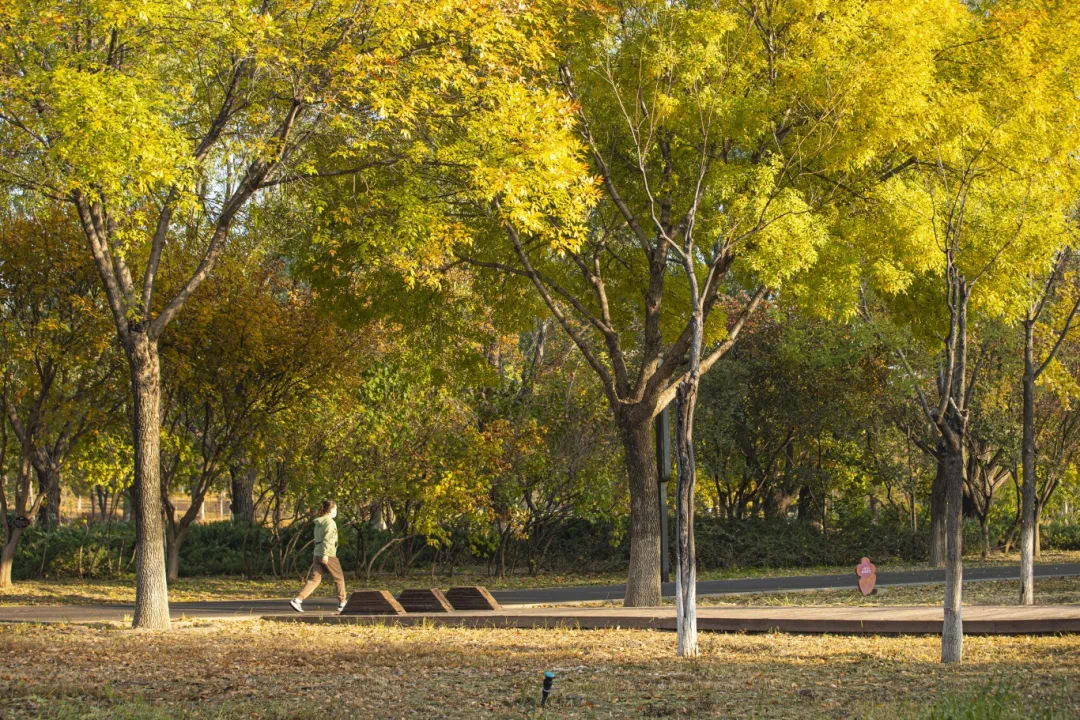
[128,334,171,630]
[618,409,662,608]
[35,468,61,529]
[940,438,965,664]
[0,527,23,588]
[938,281,969,665]
[166,525,189,582]
[230,465,256,524]
[929,452,947,567]
[674,379,699,657]
[1020,318,1036,605]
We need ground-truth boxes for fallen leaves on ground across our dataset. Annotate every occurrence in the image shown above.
[0,620,1077,718]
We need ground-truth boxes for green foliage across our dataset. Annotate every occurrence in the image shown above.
[696,304,889,522]
[898,681,1059,720]
[694,515,929,570]
[1042,523,1080,552]
[854,2,1080,333]
[10,520,136,580]
[5,0,1080,593]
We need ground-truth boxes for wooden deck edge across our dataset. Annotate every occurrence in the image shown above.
[260,613,1080,635]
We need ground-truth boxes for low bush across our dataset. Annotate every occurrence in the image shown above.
[9,511,1071,581]
[11,521,136,581]
[1042,522,1080,551]
[692,514,928,570]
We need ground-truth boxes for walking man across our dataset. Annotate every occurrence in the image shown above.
[291,500,347,613]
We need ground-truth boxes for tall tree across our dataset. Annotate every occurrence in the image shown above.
[0,204,120,586]
[0,0,566,628]
[1019,250,1080,603]
[861,0,1080,663]
[426,0,956,609]
[157,251,352,580]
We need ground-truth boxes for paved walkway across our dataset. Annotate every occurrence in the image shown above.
[0,562,1076,624]
[492,562,1080,605]
[269,604,1080,635]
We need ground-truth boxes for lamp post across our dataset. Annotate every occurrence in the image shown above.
[655,404,671,584]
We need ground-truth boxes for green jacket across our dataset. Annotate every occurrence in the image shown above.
[313,515,338,558]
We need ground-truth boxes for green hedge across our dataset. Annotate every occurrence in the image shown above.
[691,514,929,570]
[11,521,136,580]
[7,513,1075,581]
[1042,522,1080,551]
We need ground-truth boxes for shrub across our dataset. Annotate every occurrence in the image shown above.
[13,510,1064,581]
[1042,523,1080,551]
[692,514,928,571]
[11,521,136,581]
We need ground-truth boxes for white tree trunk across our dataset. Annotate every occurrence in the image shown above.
[941,440,964,663]
[1020,319,1036,605]
[673,313,702,657]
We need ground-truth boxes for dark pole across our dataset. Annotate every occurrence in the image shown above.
[655,404,671,584]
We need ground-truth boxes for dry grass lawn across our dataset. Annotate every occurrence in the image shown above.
[3,554,1077,717]
[1,620,1077,719]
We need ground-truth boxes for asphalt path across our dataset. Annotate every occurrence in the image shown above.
[0,562,1077,624]
[492,562,1080,605]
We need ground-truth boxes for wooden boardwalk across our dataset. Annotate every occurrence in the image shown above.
[265,604,1080,635]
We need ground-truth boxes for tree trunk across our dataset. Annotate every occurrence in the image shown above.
[1003,476,1021,553]
[1020,320,1036,605]
[980,511,990,560]
[0,527,24,588]
[1034,502,1043,560]
[121,485,133,522]
[230,465,256,524]
[940,277,968,665]
[911,484,918,533]
[497,525,509,580]
[369,502,388,531]
[797,485,812,521]
[272,460,286,532]
[616,408,662,608]
[166,526,187,582]
[674,378,699,658]
[127,332,170,630]
[764,486,799,520]
[941,438,965,664]
[929,450,947,567]
[35,467,61,530]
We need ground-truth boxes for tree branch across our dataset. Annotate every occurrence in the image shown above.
[503,221,619,405]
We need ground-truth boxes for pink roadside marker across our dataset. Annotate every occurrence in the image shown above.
[856,557,877,596]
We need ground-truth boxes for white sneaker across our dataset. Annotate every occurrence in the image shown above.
[290,598,304,613]
[337,602,347,613]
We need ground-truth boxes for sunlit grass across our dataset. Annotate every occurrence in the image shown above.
[1,620,1076,719]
